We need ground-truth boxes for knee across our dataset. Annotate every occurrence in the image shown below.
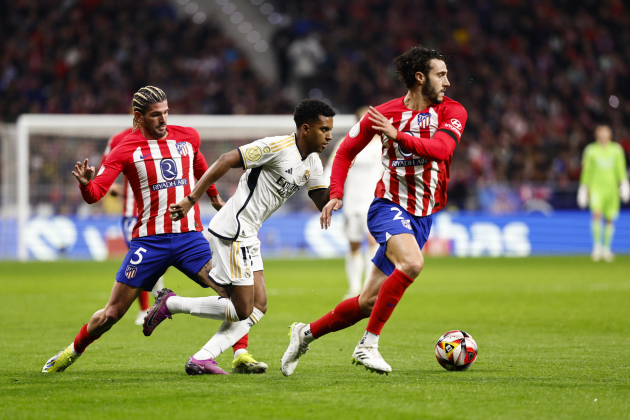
[358,294,377,316]
[103,307,123,326]
[397,256,424,279]
[234,303,253,321]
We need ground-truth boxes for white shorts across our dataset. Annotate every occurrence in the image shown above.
[344,211,369,243]
[208,234,263,286]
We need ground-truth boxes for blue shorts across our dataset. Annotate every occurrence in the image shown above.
[115,232,212,291]
[367,198,433,276]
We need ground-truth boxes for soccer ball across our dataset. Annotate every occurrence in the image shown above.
[435,330,477,371]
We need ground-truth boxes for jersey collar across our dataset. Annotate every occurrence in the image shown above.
[294,133,307,161]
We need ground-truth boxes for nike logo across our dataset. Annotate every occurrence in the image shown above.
[140,153,152,159]
[146,309,158,327]
[387,303,397,307]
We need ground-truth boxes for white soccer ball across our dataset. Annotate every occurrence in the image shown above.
[435,330,478,371]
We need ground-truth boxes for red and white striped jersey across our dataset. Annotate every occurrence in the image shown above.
[81,125,219,238]
[330,96,467,217]
[100,127,136,218]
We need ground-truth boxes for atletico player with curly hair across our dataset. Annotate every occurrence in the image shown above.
[282,46,468,375]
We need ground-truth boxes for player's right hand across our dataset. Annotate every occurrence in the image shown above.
[72,159,95,186]
[320,198,342,229]
[169,200,192,221]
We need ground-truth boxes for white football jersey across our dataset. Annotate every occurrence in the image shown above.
[209,133,328,241]
[325,135,383,214]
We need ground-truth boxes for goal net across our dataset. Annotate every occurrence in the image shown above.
[0,114,356,261]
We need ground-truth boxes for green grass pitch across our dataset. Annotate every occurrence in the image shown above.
[1,256,629,419]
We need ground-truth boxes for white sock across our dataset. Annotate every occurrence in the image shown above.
[151,276,165,298]
[302,324,315,344]
[364,244,378,285]
[70,342,80,356]
[194,307,265,360]
[166,296,239,322]
[234,348,247,358]
[360,330,379,346]
[345,251,363,295]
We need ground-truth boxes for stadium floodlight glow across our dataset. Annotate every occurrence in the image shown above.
[14,113,357,261]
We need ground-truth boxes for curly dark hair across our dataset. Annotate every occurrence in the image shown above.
[394,46,446,89]
[293,99,336,128]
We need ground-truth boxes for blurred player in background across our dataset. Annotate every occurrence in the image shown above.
[43,86,260,374]
[282,46,467,375]
[325,106,382,298]
[577,124,629,262]
[146,99,334,375]
[99,125,165,325]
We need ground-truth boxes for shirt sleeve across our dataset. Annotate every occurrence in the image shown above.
[239,137,281,169]
[80,146,124,204]
[437,102,468,144]
[615,144,628,183]
[330,114,378,200]
[306,156,328,192]
[188,130,219,197]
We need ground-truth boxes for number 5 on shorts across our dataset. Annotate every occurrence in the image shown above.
[130,247,147,264]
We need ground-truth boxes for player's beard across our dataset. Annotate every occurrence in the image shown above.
[148,122,167,139]
[422,78,442,105]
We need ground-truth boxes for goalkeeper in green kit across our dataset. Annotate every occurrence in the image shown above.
[578,125,630,261]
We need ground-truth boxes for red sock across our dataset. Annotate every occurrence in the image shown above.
[138,291,150,311]
[73,324,101,354]
[366,269,414,335]
[310,296,367,339]
[233,333,248,354]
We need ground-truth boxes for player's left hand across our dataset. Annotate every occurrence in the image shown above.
[320,198,342,229]
[210,194,225,211]
[368,107,398,140]
[169,199,192,221]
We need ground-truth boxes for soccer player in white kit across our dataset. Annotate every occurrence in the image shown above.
[143,99,334,374]
[325,106,383,298]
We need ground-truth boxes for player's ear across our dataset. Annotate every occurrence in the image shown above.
[301,123,310,135]
[415,71,425,86]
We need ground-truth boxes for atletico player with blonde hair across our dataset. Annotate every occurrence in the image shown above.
[43,86,264,375]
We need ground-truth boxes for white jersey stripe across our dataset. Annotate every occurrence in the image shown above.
[124,181,134,218]
[407,113,425,214]
[426,108,440,214]
[185,142,196,232]
[166,140,183,233]
[133,147,151,237]
[148,141,167,235]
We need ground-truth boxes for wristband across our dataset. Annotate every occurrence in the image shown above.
[187,195,196,205]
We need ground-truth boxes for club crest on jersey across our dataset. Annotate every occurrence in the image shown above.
[302,170,310,182]
[245,146,262,162]
[125,265,137,279]
[418,113,431,129]
[175,142,189,156]
[244,268,252,278]
[160,159,178,181]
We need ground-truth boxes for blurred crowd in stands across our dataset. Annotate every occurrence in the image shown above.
[1,0,629,213]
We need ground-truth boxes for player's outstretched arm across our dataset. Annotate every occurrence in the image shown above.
[169,149,241,221]
[320,198,342,229]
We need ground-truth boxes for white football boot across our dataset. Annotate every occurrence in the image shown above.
[602,246,614,263]
[352,342,392,375]
[281,322,311,376]
[591,244,602,262]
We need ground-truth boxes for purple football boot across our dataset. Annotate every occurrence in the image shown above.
[185,356,230,375]
[142,288,176,337]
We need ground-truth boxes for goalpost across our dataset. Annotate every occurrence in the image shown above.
[7,114,357,261]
